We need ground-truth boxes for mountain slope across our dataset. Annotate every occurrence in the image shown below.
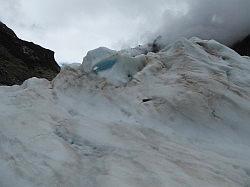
[0,22,60,85]
[0,38,250,187]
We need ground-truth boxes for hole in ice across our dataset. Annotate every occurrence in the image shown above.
[142,98,153,103]
[222,56,230,61]
[92,59,117,73]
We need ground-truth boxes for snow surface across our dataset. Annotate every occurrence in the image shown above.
[1,38,250,187]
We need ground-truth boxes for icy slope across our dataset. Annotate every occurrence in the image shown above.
[0,38,250,187]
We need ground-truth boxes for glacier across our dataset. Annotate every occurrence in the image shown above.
[0,38,250,187]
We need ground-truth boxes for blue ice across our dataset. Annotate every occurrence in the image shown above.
[92,59,117,73]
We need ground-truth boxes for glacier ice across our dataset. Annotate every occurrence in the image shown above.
[81,47,116,73]
[93,54,146,85]
[81,47,147,85]
[0,38,250,187]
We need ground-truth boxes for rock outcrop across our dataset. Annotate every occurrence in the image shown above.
[232,35,250,56]
[0,22,60,85]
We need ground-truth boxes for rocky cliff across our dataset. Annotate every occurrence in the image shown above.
[0,22,60,85]
[232,35,250,56]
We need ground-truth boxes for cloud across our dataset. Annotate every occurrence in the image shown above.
[150,0,250,46]
[0,0,250,63]
[1,0,167,62]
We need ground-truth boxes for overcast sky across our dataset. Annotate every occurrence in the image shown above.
[0,0,250,63]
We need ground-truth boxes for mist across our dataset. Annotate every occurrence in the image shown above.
[0,0,249,63]
[150,0,250,47]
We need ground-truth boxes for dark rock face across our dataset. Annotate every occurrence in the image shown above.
[232,35,250,56]
[0,22,60,86]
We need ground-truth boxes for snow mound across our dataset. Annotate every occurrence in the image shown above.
[0,38,250,187]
